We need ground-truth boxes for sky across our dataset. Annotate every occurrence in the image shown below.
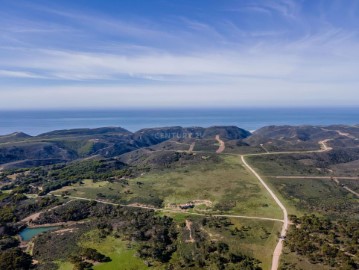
[0,0,359,109]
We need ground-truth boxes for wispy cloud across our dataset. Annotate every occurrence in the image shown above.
[0,0,358,108]
[28,4,180,44]
[264,0,300,19]
[0,70,44,79]
[227,0,300,20]
[0,47,299,81]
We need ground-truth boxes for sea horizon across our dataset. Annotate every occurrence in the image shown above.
[1,107,358,136]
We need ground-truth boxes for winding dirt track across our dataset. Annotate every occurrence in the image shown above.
[342,186,359,197]
[22,199,74,223]
[185,220,195,243]
[215,135,225,153]
[188,142,195,152]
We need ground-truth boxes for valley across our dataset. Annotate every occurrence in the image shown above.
[0,125,358,270]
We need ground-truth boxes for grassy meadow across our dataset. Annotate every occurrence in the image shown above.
[265,177,359,218]
[246,154,328,176]
[52,155,283,219]
[57,229,152,270]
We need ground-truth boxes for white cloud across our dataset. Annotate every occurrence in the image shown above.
[0,47,296,80]
[0,0,358,108]
[0,69,44,79]
[1,38,358,84]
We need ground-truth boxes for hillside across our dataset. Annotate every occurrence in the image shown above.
[0,124,358,270]
[0,132,32,143]
[245,125,359,151]
[0,126,251,169]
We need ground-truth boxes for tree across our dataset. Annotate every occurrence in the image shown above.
[0,248,33,270]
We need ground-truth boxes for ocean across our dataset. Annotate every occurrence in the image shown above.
[0,108,358,136]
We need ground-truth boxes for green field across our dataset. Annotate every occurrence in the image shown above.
[53,156,282,219]
[265,177,359,218]
[80,230,151,270]
[57,230,153,270]
[57,261,73,270]
[247,154,328,176]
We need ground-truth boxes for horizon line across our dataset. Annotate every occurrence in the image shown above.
[1,106,359,112]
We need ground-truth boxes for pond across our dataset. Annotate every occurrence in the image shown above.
[19,226,60,241]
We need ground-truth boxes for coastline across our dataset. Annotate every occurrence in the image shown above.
[1,108,358,136]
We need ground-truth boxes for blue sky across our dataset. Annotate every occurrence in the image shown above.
[0,0,358,109]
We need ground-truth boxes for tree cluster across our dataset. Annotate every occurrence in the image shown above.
[286,214,358,269]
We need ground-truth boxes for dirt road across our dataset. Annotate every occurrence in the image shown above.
[215,135,225,153]
[42,139,336,270]
[239,139,336,270]
[188,142,195,152]
[241,155,288,270]
[22,200,74,223]
[319,139,333,151]
[273,176,359,180]
[343,186,359,197]
[185,220,195,243]
[49,194,284,223]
